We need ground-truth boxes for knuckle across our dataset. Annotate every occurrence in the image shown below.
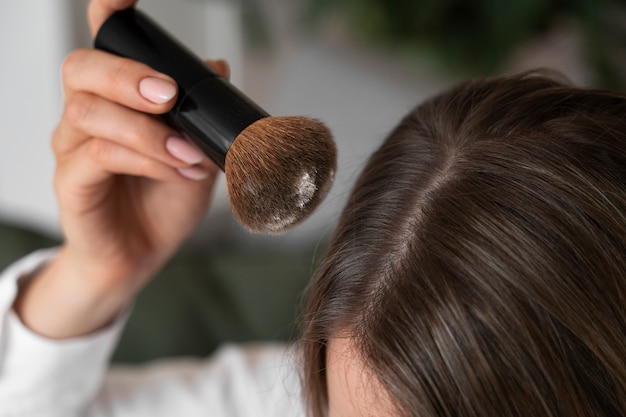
[106,57,135,93]
[86,138,110,164]
[127,114,155,146]
[64,93,95,129]
[61,49,89,83]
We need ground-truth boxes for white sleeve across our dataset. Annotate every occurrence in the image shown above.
[0,249,127,417]
[93,344,305,417]
[0,251,306,417]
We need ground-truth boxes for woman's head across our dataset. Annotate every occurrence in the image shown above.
[300,71,626,417]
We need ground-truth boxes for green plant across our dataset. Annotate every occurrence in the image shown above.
[303,0,626,90]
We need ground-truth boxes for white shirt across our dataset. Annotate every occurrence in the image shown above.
[0,249,305,417]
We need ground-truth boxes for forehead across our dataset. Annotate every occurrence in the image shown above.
[326,337,397,417]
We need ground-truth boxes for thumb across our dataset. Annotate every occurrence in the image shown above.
[88,0,138,37]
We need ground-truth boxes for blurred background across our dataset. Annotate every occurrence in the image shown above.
[1,0,624,362]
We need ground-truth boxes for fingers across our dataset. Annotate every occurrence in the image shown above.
[53,92,213,179]
[88,0,137,37]
[206,59,230,80]
[56,92,174,162]
[56,138,183,190]
[53,137,219,234]
[57,132,217,188]
[62,52,231,115]
[62,49,177,115]
[60,49,179,169]
[57,43,230,185]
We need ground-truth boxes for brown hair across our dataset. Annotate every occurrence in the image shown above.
[300,70,626,417]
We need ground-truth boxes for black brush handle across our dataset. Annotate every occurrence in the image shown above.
[94,7,269,170]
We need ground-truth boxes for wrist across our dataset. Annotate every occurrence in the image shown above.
[13,246,141,339]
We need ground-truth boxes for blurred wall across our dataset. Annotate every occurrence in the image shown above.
[0,1,71,235]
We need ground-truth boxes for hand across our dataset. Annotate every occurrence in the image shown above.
[13,0,230,338]
[52,50,226,297]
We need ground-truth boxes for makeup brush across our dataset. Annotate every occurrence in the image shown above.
[95,7,336,234]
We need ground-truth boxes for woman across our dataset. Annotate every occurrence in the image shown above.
[1,0,625,415]
[301,71,626,416]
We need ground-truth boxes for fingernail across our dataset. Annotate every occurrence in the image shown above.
[139,77,177,104]
[166,136,205,164]
[178,166,210,181]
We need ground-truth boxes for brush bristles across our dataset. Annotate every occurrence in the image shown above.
[224,116,337,234]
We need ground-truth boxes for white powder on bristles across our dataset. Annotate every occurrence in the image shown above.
[296,171,317,209]
[263,171,318,232]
